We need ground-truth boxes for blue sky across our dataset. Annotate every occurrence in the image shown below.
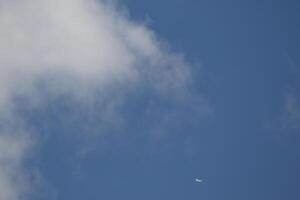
[0,0,300,200]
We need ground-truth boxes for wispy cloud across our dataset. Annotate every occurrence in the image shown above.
[283,93,300,130]
[282,54,300,131]
[0,0,199,199]
[265,53,300,142]
[0,125,34,200]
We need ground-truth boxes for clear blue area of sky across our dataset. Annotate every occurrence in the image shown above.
[30,0,300,199]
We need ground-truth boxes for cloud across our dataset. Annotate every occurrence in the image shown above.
[0,125,34,200]
[283,94,300,130]
[0,0,194,199]
[0,0,189,107]
[281,54,300,132]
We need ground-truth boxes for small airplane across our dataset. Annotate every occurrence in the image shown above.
[195,178,203,183]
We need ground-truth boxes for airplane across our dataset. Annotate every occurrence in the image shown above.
[195,178,203,183]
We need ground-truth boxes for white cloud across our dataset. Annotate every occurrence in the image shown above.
[0,0,192,199]
[0,0,189,107]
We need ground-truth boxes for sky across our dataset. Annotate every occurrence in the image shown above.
[0,0,300,200]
